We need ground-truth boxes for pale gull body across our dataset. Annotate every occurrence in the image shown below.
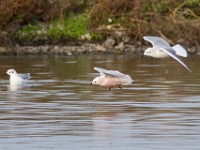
[91,67,133,91]
[6,69,31,85]
[143,36,191,72]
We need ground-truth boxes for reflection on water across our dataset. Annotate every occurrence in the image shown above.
[0,54,200,150]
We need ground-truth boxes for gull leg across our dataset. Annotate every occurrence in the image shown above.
[118,85,122,89]
[109,86,113,91]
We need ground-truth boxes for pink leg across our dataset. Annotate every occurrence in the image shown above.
[118,85,122,89]
[109,86,113,91]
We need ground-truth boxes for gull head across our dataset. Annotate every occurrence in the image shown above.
[144,48,154,57]
[6,69,17,76]
[91,76,104,86]
[91,77,100,85]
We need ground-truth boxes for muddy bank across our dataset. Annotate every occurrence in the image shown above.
[0,42,199,56]
[0,42,143,55]
[1,0,200,55]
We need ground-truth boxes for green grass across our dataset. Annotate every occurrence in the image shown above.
[46,12,89,39]
[16,11,97,43]
[17,24,41,42]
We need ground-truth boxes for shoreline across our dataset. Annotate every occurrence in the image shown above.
[0,43,199,56]
[1,0,200,57]
[0,43,144,55]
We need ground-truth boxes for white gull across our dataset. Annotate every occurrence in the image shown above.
[6,69,31,85]
[143,36,191,72]
[91,67,133,91]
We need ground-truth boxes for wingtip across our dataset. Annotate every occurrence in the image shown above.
[182,63,192,73]
[93,67,99,71]
[94,67,100,71]
[143,35,153,39]
[143,36,148,40]
[183,65,192,73]
[188,68,192,73]
[94,66,101,69]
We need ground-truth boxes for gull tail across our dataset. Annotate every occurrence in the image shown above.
[172,44,188,57]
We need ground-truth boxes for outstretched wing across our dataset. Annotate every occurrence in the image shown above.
[94,67,107,76]
[143,36,170,48]
[94,67,123,77]
[94,67,134,84]
[105,71,133,85]
[94,67,133,84]
[18,73,31,80]
[160,48,191,72]
[94,67,107,75]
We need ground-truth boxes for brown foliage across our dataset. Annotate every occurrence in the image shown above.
[0,32,13,47]
[89,0,136,26]
[89,0,200,46]
[0,0,42,30]
[0,0,200,47]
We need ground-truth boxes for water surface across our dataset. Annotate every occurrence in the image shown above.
[0,54,200,150]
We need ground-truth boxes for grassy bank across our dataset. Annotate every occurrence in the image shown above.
[0,0,200,49]
[15,11,94,45]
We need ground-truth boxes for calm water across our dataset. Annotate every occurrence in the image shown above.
[0,54,200,150]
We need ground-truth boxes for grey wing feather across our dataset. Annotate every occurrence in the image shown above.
[94,67,107,75]
[160,48,191,72]
[105,70,126,77]
[18,73,31,80]
[94,67,124,77]
[143,36,170,48]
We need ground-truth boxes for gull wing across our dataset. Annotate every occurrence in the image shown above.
[160,48,191,72]
[172,44,187,57]
[143,36,170,48]
[94,67,107,76]
[94,67,124,77]
[104,70,126,78]
[104,70,133,84]
[18,73,31,80]
[94,67,133,84]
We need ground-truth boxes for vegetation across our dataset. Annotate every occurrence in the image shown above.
[0,0,200,47]
[89,0,200,47]
[16,11,91,45]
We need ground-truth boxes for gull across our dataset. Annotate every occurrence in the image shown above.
[6,69,31,85]
[91,67,133,91]
[143,36,191,72]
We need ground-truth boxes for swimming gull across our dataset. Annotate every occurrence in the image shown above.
[6,69,31,85]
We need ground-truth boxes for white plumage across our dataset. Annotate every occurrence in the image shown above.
[6,69,31,85]
[143,36,191,72]
[91,67,133,91]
